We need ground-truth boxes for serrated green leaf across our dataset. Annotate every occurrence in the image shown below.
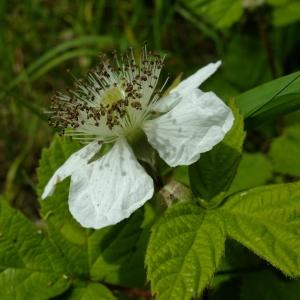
[269,124,300,176]
[236,71,300,124]
[146,203,225,300]
[37,136,154,287]
[65,282,116,300]
[0,201,70,300]
[229,152,273,194]
[241,270,300,300]
[189,98,245,202]
[220,182,300,277]
[182,0,242,28]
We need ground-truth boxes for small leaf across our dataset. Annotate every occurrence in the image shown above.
[269,124,300,176]
[220,181,300,277]
[189,98,245,201]
[0,201,70,300]
[146,203,225,299]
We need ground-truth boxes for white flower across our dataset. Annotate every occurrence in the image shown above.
[42,47,234,229]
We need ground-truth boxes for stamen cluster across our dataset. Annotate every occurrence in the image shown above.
[48,46,165,137]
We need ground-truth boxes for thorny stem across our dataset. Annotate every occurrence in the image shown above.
[104,266,268,299]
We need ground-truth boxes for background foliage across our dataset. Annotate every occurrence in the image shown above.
[0,0,300,299]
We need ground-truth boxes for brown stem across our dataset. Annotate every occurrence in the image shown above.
[106,283,153,299]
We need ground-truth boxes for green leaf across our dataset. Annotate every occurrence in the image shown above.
[220,181,300,277]
[229,152,273,194]
[241,270,300,300]
[236,71,300,124]
[172,166,190,186]
[271,1,300,26]
[37,136,153,287]
[189,98,245,202]
[146,203,226,300]
[269,124,300,176]
[182,0,242,28]
[246,93,300,127]
[0,201,70,300]
[65,282,116,300]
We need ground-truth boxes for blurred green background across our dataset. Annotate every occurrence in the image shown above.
[0,0,300,218]
[0,1,300,299]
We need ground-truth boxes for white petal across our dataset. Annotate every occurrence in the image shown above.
[171,61,221,93]
[153,61,221,113]
[68,139,154,229]
[143,90,234,167]
[152,91,190,113]
[41,141,101,199]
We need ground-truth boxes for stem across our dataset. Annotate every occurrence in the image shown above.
[106,283,153,299]
[256,12,277,78]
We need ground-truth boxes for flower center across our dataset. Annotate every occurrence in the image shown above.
[101,86,125,107]
[48,45,166,142]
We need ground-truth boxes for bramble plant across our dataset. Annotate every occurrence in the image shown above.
[1,1,300,299]
[1,49,300,299]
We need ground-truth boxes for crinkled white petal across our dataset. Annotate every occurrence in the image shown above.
[41,141,101,199]
[143,90,234,167]
[153,61,221,113]
[68,139,154,229]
